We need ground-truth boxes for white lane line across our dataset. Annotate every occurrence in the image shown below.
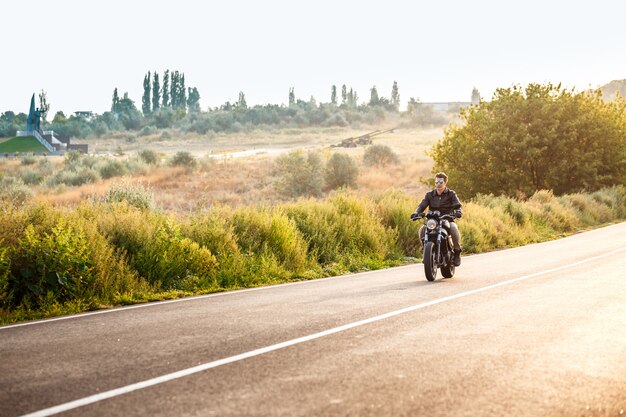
[21,245,626,417]
[5,221,626,331]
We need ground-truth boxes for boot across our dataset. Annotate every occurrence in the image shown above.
[453,249,461,267]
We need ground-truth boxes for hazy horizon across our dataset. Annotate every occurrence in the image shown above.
[2,0,625,115]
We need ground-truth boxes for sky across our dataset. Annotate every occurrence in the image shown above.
[1,0,625,116]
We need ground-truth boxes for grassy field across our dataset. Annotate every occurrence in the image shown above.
[0,126,443,210]
[0,136,48,153]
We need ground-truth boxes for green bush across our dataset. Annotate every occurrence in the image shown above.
[20,168,44,185]
[0,177,33,205]
[7,221,95,307]
[284,193,396,270]
[325,153,359,190]
[98,159,129,179]
[274,150,323,197]
[170,151,197,168]
[139,149,159,165]
[103,181,154,210]
[21,154,37,165]
[134,219,218,290]
[231,207,309,275]
[64,150,82,164]
[363,144,400,167]
[46,166,100,187]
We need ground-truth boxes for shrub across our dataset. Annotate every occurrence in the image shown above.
[274,150,323,197]
[138,149,159,165]
[284,193,396,270]
[0,177,33,205]
[103,181,154,210]
[46,166,100,187]
[325,153,359,190]
[7,221,95,307]
[98,159,128,179]
[373,189,421,257]
[169,151,197,169]
[363,144,400,167]
[21,154,37,165]
[64,150,82,164]
[231,207,309,275]
[20,168,44,185]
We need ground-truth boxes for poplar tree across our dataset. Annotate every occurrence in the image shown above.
[341,85,347,105]
[112,88,120,113]
[391,81,400,111]
[369,85,380,106]
[162,70,170,108]
[171,71,178,109]
[152,72,161,112]
[331,85,337,105]
[180,74,187,111]
[289,87,295,106]
[142,71,152,115]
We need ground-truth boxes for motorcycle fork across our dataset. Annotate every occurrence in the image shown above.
[436,228,443,266]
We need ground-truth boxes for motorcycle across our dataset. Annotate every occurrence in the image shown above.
[410,210,459,281]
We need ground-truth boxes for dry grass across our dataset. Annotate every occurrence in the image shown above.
[1,126,446,211]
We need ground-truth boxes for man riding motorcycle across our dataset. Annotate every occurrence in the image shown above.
[411,172,463,266]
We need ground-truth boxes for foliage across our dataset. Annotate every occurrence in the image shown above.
[274,150,323,197]
[324,153,359,190]
[169,151,197,168]
[102,181,154,210]
[430,83,626,198]
[0,177,33,206]
[1,185,624,324]
[363,144,400,167]
[138,149,159,165]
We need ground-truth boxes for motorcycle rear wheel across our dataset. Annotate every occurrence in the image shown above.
[423,241,437,281]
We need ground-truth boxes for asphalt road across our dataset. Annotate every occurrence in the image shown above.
[2,222,625,417]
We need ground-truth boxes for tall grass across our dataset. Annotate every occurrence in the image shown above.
[0,186,624,324]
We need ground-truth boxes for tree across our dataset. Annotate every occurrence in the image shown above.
[142,72,151,116]
[237,91,247,110]
[162,70,170,108]
[180,74,187,111]
[187,87,201,113]
[117,92,142,130]
[152,72,161,112]
[369,86,380,106]
[430,83,626,197]
[341,84,347,105]
[391,81,400,111]
[471,87,481,104]
[38,89,50,124]
[170,71,179,109]
[331,85,337,105]
[289,87,295,107]
[111,88,120,113]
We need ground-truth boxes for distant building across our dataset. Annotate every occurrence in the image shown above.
[74,111,95,120]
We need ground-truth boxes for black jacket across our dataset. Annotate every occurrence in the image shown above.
[416,188,462,218]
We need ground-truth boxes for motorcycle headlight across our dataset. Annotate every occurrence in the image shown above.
[426,219,437,230]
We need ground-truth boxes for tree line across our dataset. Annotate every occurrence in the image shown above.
[1,75,447,138]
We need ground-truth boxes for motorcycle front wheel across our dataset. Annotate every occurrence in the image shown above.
[423,241,437,281]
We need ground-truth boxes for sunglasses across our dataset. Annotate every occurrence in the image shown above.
[434,179,445,185]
